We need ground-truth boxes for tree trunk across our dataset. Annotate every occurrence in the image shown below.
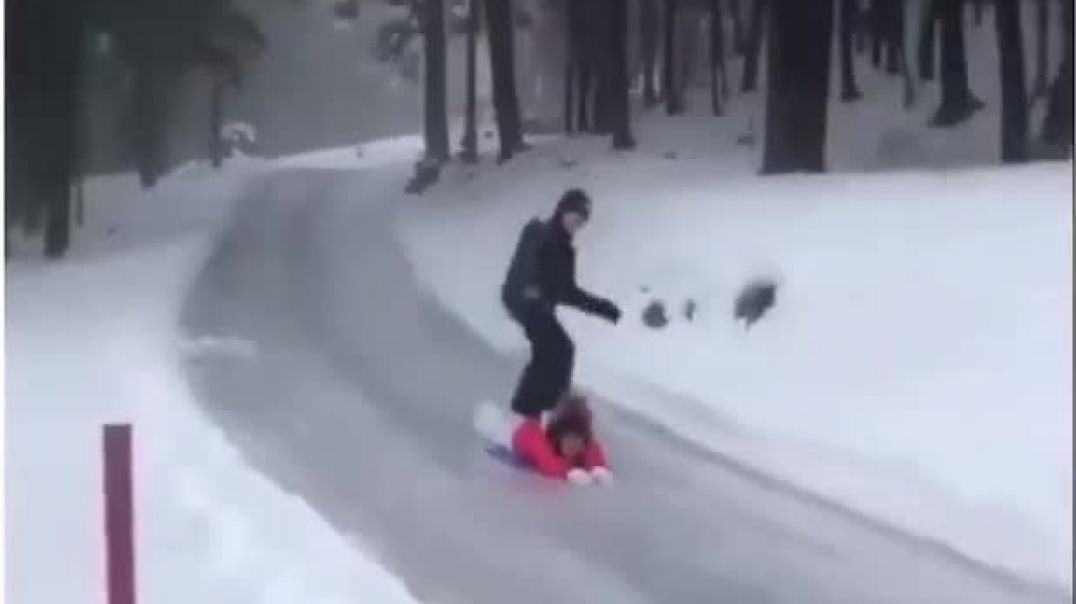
[577,47,592,131]
[709,0,727,115]
[423,0,450,161]
[663,0,685,113]
[9,0,83,258]
[568,0,591,131]
[461,0,479,160]
[741,0,766,92]
[730,0,746,53]
[48,0,81,259]
[1032,0,1050,98]
[870,0,883,67]
[884,0,906,75]
[931,0,981,126]
[839,0,863,100]
[563,0,575,132]
[994,0,1028,162]
[485,0,524,161]
[855,0,868,55]
[210,71,224,169]
[762,0,836,173]
[591,0,614,134]
[1040,0,1073,151]
[917,0,937,80]
[899,0,916,106]
[133,64,166,188]
[641,0,660,107]
[609,0,635,148]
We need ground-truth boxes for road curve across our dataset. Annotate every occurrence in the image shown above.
[180,168,1068,604]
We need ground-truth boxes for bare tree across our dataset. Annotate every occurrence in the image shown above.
[762,0,836,173]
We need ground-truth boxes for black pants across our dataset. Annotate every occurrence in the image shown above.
[509,308,575,418]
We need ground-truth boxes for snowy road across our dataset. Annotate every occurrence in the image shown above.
[180,169,1067,604]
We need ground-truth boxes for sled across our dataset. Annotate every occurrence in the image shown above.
[473,401,532,469]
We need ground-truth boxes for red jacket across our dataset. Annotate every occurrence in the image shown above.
[511,401,607,479]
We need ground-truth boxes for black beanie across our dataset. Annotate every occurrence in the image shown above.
[554,188,592,219]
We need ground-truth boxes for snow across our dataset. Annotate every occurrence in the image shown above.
[396,10,1072,592]
[275,135,425,171]
[5,4,1069,600]
[5,162,419,604]
[397,120,1073,593]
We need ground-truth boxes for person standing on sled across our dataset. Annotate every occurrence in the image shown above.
[500,188,621,485]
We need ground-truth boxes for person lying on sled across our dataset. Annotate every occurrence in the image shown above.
[511,392,613,486]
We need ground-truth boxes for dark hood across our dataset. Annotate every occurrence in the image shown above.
[551,189,591,222]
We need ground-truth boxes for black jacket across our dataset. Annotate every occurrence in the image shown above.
[501,217,611,321]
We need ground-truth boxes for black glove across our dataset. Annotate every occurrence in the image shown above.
[595,298,622,324]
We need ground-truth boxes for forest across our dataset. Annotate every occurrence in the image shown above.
[6,0,1073,257]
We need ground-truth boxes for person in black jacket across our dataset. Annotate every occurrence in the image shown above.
[500,189,622,419]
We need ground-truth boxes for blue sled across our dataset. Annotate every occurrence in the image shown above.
[483,442,533,470]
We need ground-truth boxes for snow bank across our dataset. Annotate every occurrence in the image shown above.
[5,163,419,604]
[275,135,425,171]
[397,135,1072,592]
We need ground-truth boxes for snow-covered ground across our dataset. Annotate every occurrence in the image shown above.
[6,5,1070,601]
[395,9,1072,592]
[5,160,420,604]
[398,121,1072,592]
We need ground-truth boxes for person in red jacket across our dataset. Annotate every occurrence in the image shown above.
[511,392,613,486]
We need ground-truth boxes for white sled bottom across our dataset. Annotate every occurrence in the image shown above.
[473,401,524,450]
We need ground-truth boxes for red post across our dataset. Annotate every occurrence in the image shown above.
[103,424,136,604]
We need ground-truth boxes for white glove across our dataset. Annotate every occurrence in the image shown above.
[566,468,594,486]
[590,466,615,486]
